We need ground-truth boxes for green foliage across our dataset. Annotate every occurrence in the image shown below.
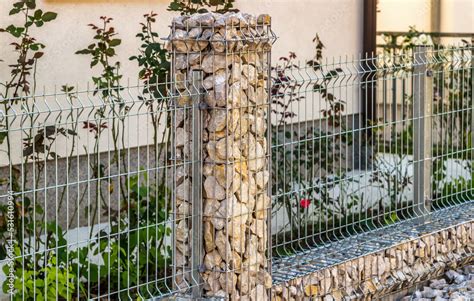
[380,26,434,51]
[168,0,237,14]
[130,12,170,99]
[1,8,175,298]
[2,171,171,299]
[0,0,57,98]
[3,246,76,301]
[0,0,59,276]
[75,16,122,96]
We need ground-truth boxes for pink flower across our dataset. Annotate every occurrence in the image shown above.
[300,198,311,209]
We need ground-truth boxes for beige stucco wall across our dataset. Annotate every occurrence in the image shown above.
[378,0,473,34]
[0,0,364,166]
[378,0,433,32]
[0,0,363,89]
[439,0,473,44]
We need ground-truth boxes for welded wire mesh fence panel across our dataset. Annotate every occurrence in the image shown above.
[0,11,276,301]
[0,79,206,300]
[270,45,473,260]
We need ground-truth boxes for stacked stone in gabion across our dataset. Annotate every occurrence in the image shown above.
[170,12,275,300]
[272,222,473,300]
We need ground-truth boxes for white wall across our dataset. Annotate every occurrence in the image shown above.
[0,0,364,166]
[378,0,432,32]
[0,0,364,88]
[378,0,473,34]
[441,0,473,33]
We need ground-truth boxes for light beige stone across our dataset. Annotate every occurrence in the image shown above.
[175,250,186,266]
[250,284,267,301]
[255,194,270,219]
[217,195,250,220]
[202,54,231,73]
[244,235,259,260]
[230,251,243,271]
[176,178,191,202]
[215,230,232,260]
[175,127,188,147]
[208,109,227,132]
[205,83,226,107]
[204,249,222,270]
[204,198,220,217]
[171,29,188,53]
[231,231,247,254]
[211,32,225,53]
[228,82,245,107]
[250,115,266,136]
[206,140,219,162]
[204,176,226,200]
[219,272,238,293]
[248,140,265,171]
[204,221,215,252]
[250,219,266,238]
[188,27,202,39]
[257,234,267,253]
[203,69,228,90]
[238,270,257,295]
[236,181,254,205]
[215,137,233,160]
[207,271,222,292]
[255,170,269,189]
[177,202,190,216]
[176,220,188,242]
[176,240,191,255]
[242,64,257,84]
[304,284,320,297]
[257,270,272,289]
[193,12,215,26]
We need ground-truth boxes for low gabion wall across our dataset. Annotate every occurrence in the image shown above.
[272,221,473,300]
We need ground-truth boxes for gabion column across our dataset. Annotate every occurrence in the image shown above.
[170,12,275,300]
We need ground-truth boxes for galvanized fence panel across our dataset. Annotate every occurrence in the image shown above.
[0,11,277,301]
[0,22,472,300]
[0,79,205,300]
[270,45,473,260]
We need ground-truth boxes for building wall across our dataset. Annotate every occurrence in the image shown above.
[378,0,473,34]
[0,0,364,89]
[378,0,433,32]
[0,0,364,166]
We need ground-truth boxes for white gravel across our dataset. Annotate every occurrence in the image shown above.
[400,265,474,301]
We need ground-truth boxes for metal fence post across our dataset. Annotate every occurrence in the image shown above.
[413,46,433,215]
[471,37,474,168]
[191,70,203,298]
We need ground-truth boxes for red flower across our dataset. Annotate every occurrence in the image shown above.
[300,198,311,209]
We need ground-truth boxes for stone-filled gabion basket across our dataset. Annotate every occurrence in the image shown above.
[168,11,276,300]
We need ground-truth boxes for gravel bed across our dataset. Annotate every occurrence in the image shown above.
[400,265,474,301]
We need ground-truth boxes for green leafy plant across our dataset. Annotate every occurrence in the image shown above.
[168,0,237,14]
[0,0,57,98]
[65,171,172,299]
[0,2,62,298]
[130,12,171,165]
[3,248,76,301]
